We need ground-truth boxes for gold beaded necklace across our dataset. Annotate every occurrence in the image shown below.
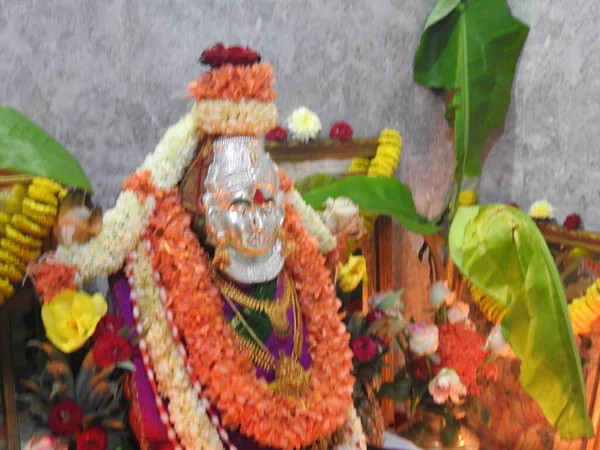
[220,271,310,397]
[213,270,292,338]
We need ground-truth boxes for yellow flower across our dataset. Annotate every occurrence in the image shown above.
[338,255,367,293]
[458,190,477,206]
[528,200,555,220]
[41,290,107,353]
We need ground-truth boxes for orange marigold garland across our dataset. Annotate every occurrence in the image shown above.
[130,170,354,449]
[29,257,78,303]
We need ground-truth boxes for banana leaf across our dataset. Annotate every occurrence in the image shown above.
[414,0,529,213]
[294,173,339,196]
[449,205,593,440]
[302,175,439,235]
[0,107,92,191]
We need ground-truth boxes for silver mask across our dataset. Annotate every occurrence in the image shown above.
[203,136,285,283]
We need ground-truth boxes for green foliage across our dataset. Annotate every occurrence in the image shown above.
[0,107,92,191]
[294,173,339,196]
[413,0,529,214]
[449,205,594,439]
[303,175,439,234]
[379,373,414,402]
[441,410,460,446]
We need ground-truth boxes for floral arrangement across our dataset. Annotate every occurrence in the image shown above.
[287,107,322,142]
[21,292,135,450]
[338,289,405,447]
[381,281,506,446]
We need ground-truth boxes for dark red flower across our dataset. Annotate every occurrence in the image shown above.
[366,309,385,325]
[265,125,288,141]
[93,333,132,368]
[351,335,378,362]
[345,299,363,313]
[199,43,227,67]
[329,122,354,141]
[48,399,83,436]
[412,357,434,382]
[226,45,261,66]
[92,314,125,341]
[76,426,108,450]
[564,213,582,230]
[199,43,261,68]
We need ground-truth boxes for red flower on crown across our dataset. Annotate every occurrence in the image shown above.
[48,399,83,436]
[200,43,261,68]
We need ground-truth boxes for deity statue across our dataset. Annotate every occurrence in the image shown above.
[32,44,367,449]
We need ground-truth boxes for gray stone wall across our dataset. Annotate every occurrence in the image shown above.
[1,1,599,305]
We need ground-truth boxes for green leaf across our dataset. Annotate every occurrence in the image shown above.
[116,360,136,372]
[379,375,414,402]
[294,173,339,196]
[0,107,92,191]
[428,353,441,365]
[414,0,529,214]
[441,411,460,446]
[303,175,439,235]
[374,289,404,311]
[449,205,593,440]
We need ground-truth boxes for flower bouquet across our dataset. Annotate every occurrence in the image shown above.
[20,290,136,450]
[383,282,509,449]
[339,289,405,447]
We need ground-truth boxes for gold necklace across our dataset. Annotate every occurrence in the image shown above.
[220,272,310,397]
[214,270,292,338]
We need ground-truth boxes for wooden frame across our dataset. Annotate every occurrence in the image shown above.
[270,138,397,424]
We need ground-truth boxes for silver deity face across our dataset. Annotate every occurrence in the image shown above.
[203,137,285,283]
[217,184,284,256]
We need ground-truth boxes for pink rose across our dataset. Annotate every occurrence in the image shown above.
[351,335,378,362]
[428,368,466,405]
[429,281,453,308]
[485,324,516,358]
[407,322,438,356]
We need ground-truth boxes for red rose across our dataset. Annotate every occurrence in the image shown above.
[265,125,288,141]
[48,399,83,436]
[199,43,227,68]
[76,426,107,450]
[366,309,385,325]
[92,314,125,341]
[351,336,378,362]
[329,122,353,141]
[93,333,132,368]
[411,357,433,382]
[226,45,261,66]
[564,213,582,230]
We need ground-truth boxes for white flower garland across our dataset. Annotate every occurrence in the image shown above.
[286,188,337,253]
[192,99,277,136]
[128,240,224,450]
[335,406,367,450]
[139,113,200,189]
[54,191,154,282]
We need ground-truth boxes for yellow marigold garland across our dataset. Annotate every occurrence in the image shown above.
[347,129,402,233]
[468,282,507,324]
[569,278,600,335]
[0,177,65,304]
[458,190,477,207]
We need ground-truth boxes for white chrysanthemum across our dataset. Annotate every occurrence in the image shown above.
[130,242,223,449]
[528,200,555,220]
[287,107,321,142]
[55,192,155,281]
[287,189,336,253]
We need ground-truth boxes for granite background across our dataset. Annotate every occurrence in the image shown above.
[1,0,599,308]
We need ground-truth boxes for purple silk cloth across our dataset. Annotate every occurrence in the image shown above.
[110,271,311,450]
[110,274,171,447]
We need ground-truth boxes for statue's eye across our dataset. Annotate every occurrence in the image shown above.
[229,200,250,214]
[261,202,273,214]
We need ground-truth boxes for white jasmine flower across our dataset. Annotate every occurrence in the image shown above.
[287,107,321,142]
